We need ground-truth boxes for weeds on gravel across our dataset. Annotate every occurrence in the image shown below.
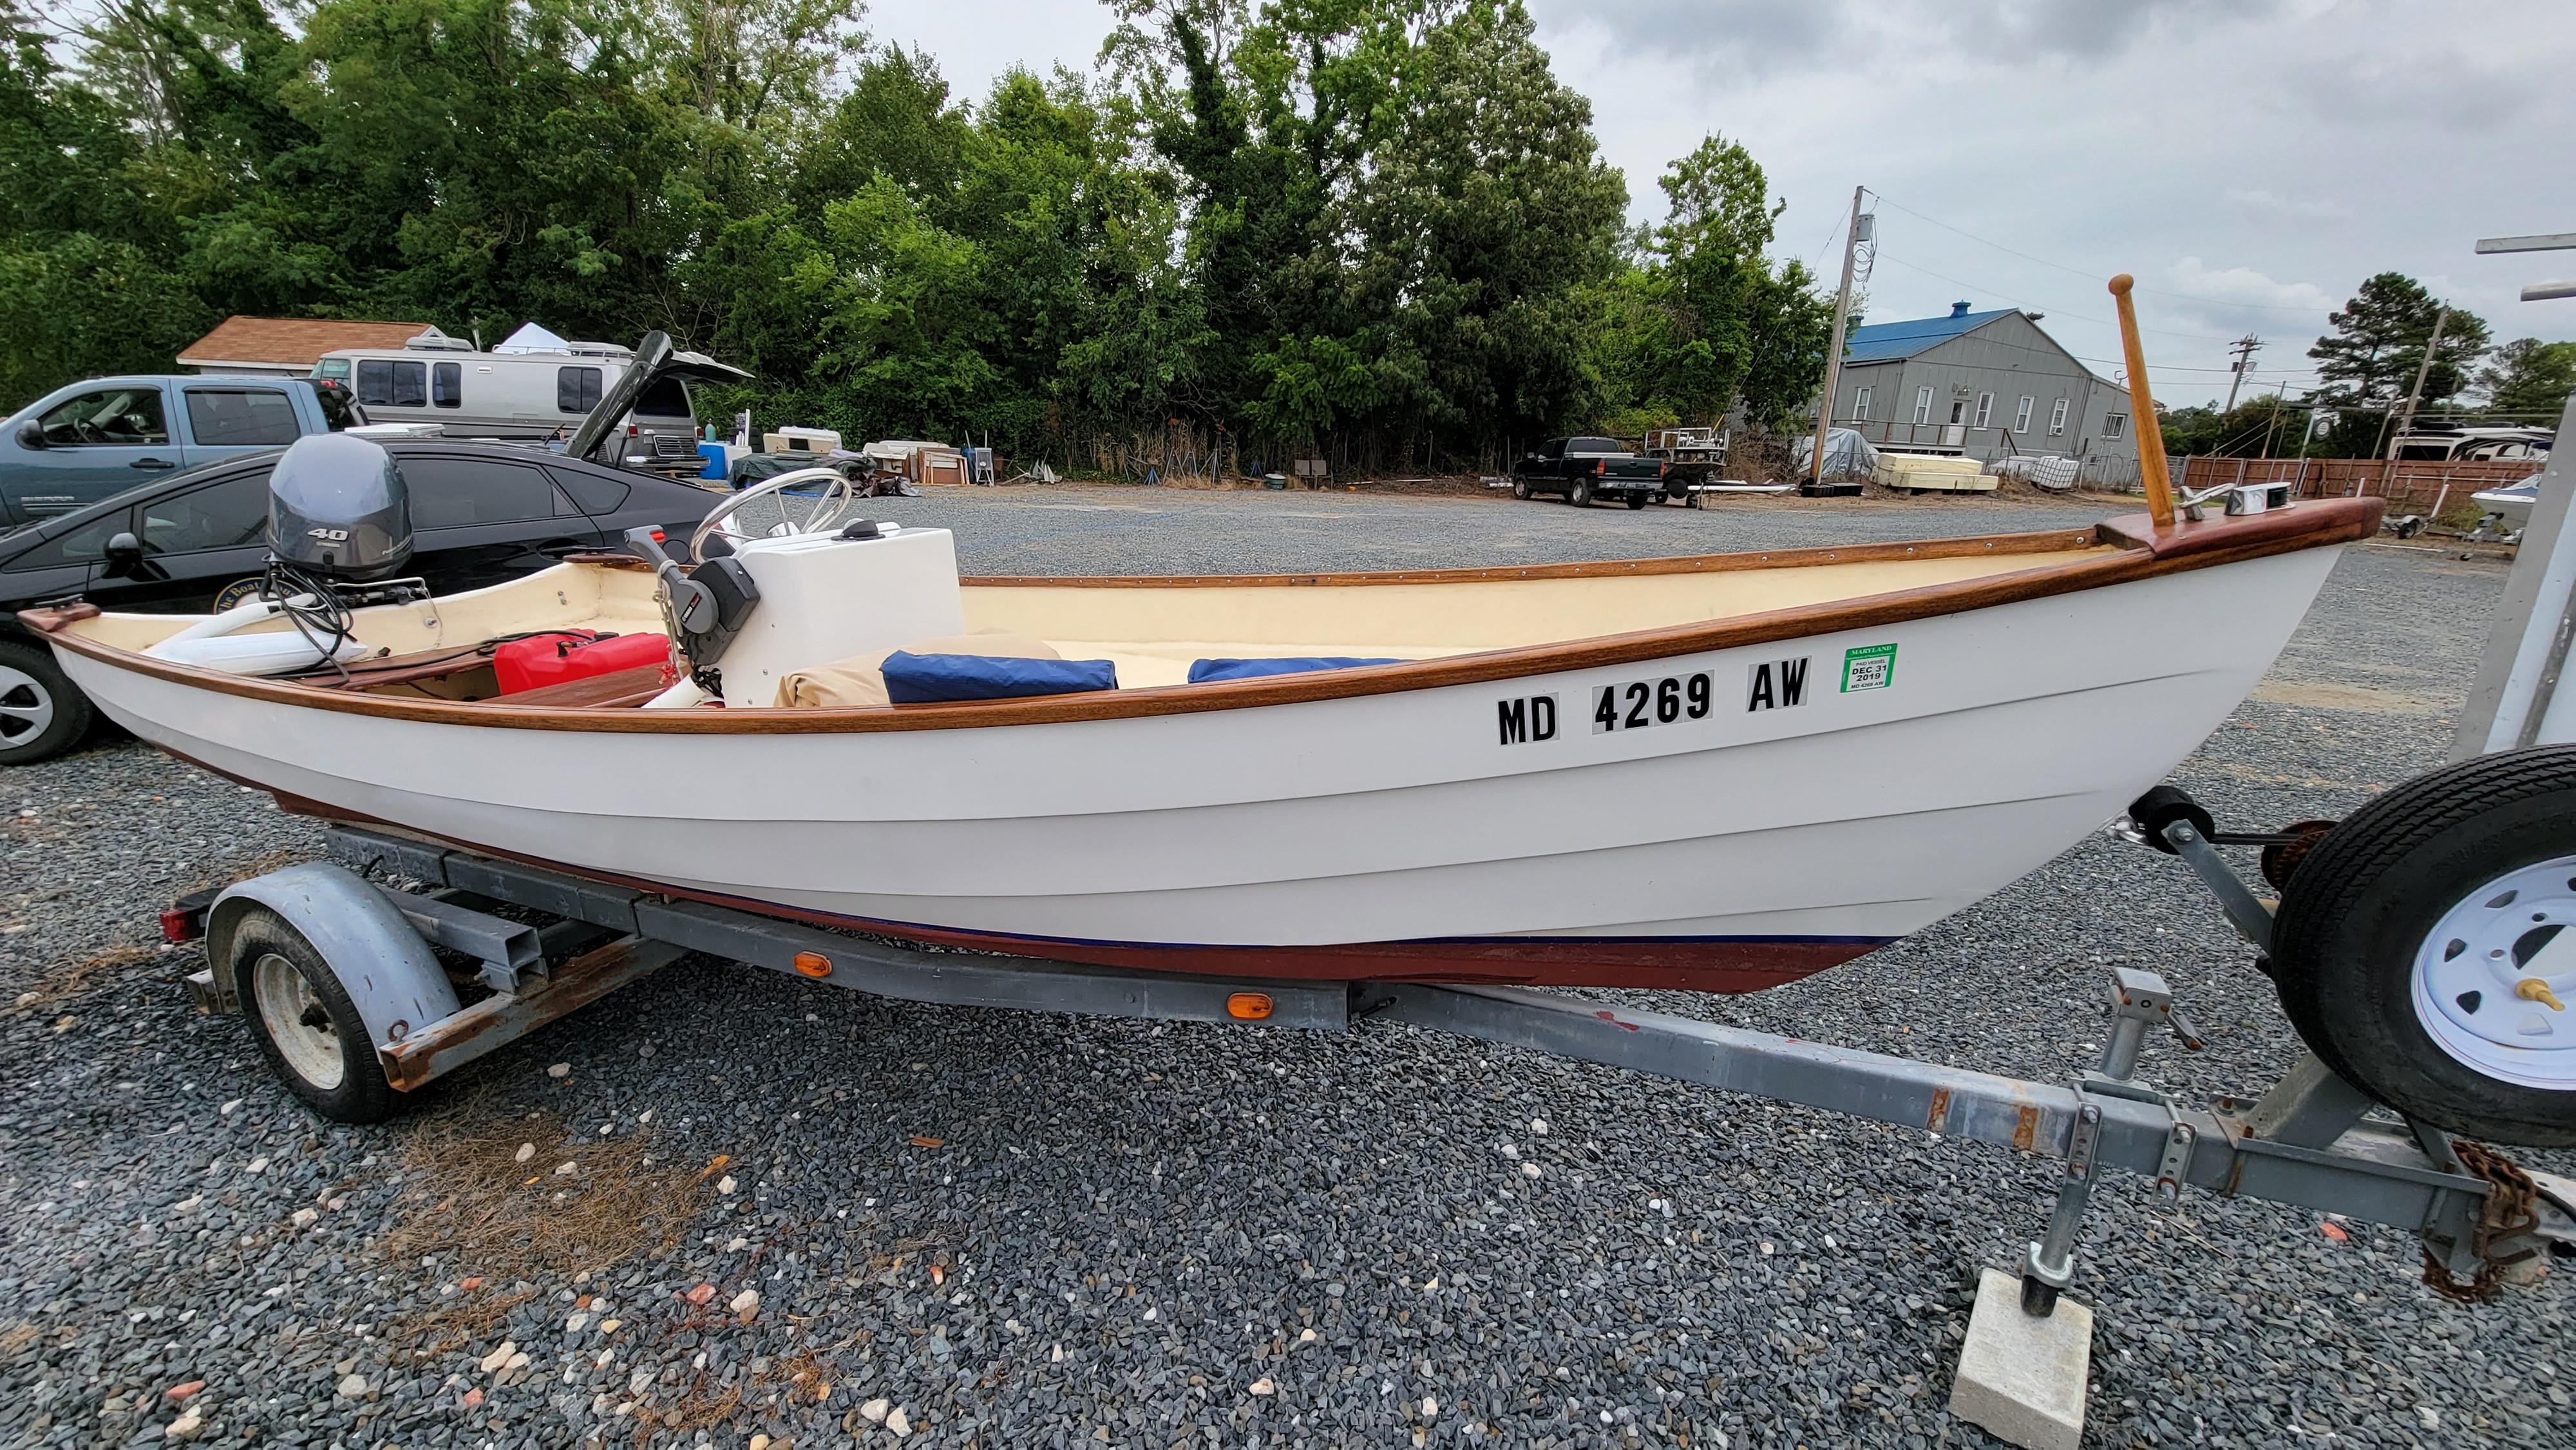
[644,1373,743,1436]
[374,1091,722,1348]
[187,847,313,893]
[5,942,158,1015]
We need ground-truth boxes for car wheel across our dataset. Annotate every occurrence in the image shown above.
[1569,478,1594,507]
[0,639,92,767]
[1512,478,1531,500]
[225,905,397,1125]
[2270,747,2576,1146]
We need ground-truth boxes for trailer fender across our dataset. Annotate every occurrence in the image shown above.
[204,863,460,1049]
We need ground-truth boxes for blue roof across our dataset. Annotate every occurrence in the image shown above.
[1844,307,2017,363]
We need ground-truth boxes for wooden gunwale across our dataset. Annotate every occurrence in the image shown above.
[24,501,2382,737]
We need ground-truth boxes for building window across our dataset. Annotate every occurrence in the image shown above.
[1975,393,1994,428]
[2104,413,2128,440]
[2014,395,2034,433]
[1913,386,1933,425]
[1948,399,1966,424]
[2048,398,2070,436]
[1853,386,1871,420]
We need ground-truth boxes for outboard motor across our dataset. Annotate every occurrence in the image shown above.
[140,434,417,677]
[267,433,413,581]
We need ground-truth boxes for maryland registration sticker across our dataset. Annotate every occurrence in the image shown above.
[1841,643,1897,693]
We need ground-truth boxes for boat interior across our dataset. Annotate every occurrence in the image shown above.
[50,524,2119,710]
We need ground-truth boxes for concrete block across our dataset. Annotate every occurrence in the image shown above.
[1949,1267,2092,1450]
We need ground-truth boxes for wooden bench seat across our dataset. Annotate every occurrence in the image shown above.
[495,663,673,709]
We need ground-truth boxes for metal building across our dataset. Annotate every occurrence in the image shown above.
[1814,302,2143,471]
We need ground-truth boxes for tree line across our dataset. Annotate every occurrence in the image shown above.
[2162,271,2575,460]
[0,0,1836,476]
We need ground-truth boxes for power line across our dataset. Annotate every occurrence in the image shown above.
[1868,192,2340,317]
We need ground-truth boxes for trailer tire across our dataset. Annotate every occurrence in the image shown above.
[225,905,398,1125]
[2270,746,2576,1146]
[1569,478,1593,507]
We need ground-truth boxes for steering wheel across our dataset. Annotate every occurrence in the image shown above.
[690,467,861,559]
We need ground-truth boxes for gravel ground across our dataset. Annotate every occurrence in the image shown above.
[2,487,2568,1449]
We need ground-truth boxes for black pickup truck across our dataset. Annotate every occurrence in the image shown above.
[1511,437,1670,509]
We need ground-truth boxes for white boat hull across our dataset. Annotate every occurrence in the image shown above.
[58,545,2342,989]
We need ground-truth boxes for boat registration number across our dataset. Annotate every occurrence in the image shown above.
[1591,672,1716,733]
[1591,655,1816,733]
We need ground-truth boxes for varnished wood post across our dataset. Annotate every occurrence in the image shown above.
[2108,274,2176,529]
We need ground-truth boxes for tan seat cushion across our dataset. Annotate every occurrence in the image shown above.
[774,630,1061,708]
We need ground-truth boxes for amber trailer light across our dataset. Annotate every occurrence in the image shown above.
[1226,992,1274,1021]
[792,951,833,978]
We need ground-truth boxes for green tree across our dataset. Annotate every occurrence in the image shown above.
[0,0,210,408]
[2479,338,2576,420]
[2160,395,2300,458]
[2311,273,2490,408]
[1582,133,1830,439]
[0,0,1837,473]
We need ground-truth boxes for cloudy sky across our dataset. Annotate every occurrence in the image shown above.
[876,0,2576,408]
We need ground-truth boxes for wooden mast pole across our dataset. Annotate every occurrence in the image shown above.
[2108,274,2176,529]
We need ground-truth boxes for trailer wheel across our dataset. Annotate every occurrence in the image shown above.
[1569,478,1594,507]
[2271,747,2576,1146]
[225,905,397,1124]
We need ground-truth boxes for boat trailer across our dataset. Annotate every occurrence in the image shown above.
[172,818,2575,1450]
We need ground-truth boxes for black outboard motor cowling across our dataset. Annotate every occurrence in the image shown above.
[267,433,413,581]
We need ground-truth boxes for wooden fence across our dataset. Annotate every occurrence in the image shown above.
[2174,456,2543,517]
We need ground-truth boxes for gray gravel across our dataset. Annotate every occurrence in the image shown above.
[2,487,2568,1449]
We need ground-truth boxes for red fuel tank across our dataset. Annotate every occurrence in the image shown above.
[491,630,672,695]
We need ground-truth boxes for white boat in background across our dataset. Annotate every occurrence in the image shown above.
[26,489,2380,993]
[2474,477,2540,531]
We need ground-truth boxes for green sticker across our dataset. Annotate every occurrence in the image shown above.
[1841,643,1896,692]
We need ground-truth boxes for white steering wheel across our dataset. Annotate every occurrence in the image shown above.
[692,467,861,558]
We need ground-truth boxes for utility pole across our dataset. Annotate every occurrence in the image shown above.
[1804,186,1868,497]
[2222,334,2262,414]
[2383,305,2450,458]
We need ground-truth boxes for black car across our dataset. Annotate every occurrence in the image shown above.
[0,438,726,764]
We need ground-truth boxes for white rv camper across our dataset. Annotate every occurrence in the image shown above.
[310,327,711,466]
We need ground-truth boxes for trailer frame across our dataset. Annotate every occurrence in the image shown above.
[179,821,2576,1268]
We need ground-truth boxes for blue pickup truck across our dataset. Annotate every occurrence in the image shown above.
[0,375,359,527]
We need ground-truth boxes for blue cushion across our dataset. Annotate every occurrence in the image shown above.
[1187,657,1404,684]
[882,652,1118,703]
